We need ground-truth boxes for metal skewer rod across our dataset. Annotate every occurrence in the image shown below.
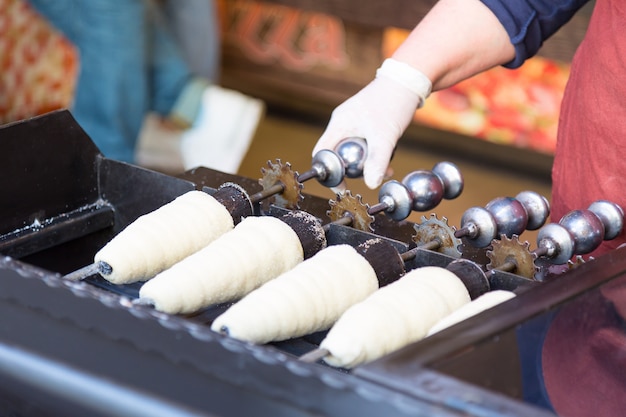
[486,247,548,277]
[296,169,318,183]
[62,260,112,281]
[63,262,101,281]
[454,224,475,239]
[367,202,389,216]
[132,297,155,307]
[322,215,353,234]
[247,167,324,205]
[487,260,517,275]
[248,183,286,204]
[299,347,330,363]
[400,240,443,263]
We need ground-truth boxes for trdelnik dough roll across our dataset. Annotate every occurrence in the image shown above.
[211,244,380,344]
[138,212,327,315]
[427,290,516,336]
[319,266,471,369]
[94,190,234,284]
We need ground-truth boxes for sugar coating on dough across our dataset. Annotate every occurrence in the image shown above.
[321,266,470,368]
[211,244,379,343]
[139,215,304,314]
[427,290,516,335]
[95,190,233,284]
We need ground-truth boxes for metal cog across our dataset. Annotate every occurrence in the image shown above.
[412,213,462,258]
[258,159,303,210]
[535,255,592,282]
[486,235,538,279]
[327,190,374,232]
[566,255,589,269]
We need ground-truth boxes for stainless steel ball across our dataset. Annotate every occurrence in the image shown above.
[311,149,345,187]
[515,191,550,230]
[335,137,366,179]
[485,197,528,237]
[378,180,412,221]
[537,223,575,264]
[460,206,497,247]
[559,209,604,254]
[588,200,624,240]
[402,170,444,211]
[432,161,463,200]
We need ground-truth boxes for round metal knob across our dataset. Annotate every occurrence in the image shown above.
[310,149,345,188]
[559,209,604,255]
[537,223,575,264]
[432,161,463,200]
[335,137,367,179]
[484,197,528,238]
[459,206,498,248]
[588,200,624,240]
[515,191,550,230]
[402,162,464,212]
[378,180,413,221]
[402,170,444,212]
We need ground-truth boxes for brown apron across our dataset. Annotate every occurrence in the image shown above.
[551,0,626,257]
[544,3,626,415]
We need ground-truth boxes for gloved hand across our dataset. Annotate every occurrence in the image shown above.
[313,58,432,189]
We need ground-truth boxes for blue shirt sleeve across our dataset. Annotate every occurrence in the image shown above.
[480,0,591,68]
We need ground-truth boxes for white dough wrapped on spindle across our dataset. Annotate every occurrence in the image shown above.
[95,190,234,284]
[427,290,516,336]
[211,244,379,343]
[320,266,470,369]
[139,215,304,314]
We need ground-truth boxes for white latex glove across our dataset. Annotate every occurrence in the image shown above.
[313,58,432,189]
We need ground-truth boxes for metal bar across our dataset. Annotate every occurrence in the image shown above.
[0,203,115,259]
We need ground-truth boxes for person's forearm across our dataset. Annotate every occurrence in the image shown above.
[392,0,515,91]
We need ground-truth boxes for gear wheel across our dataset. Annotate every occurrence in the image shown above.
[258,159,303,210]
[535,255,591,282]
[327,190,374,232]
[412,214,462,258]
[486,235,538,279]
[567,255,589,268]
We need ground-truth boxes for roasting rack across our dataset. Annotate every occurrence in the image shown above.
[0,110,623,417]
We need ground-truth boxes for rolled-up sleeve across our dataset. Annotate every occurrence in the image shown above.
[480,0,591,68]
